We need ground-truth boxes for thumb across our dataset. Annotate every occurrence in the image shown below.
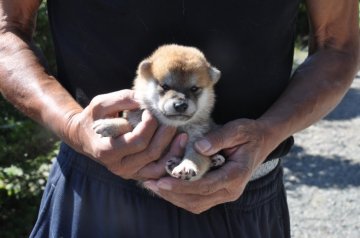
[194,124,242,156]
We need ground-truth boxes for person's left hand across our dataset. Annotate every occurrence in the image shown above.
[143,118,277,214]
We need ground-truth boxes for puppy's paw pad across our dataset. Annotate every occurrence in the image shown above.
[211,154,225,167]
[171,160,199,181]
[165,157,181,175]
[92,119,119,137]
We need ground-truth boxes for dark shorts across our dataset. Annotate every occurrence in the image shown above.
[30,143,290,238]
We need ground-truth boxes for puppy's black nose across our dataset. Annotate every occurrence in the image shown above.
[173,101,188,113]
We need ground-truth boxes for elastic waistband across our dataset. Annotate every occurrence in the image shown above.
[57,143,284,209]
[226,162,283,211]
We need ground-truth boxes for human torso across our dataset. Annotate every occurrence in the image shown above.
[48,0,300,124]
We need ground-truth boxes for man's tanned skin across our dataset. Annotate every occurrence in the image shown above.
[0,0,359,214]
[0,0,179,181]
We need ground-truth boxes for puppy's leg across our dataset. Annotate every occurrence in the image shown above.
[93,118,132,137]
[170,147,211,181]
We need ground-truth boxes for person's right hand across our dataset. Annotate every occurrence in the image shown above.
[64,89,183,180]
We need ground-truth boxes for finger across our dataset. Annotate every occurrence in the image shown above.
[144,166,226,196]
[194,121,250,156]
[223,146,239,157]
[145,154,249,196]
[144,183,232,214]
[122,125,177,175]
[110,110,158,156]
[90,90,140,119]
[136,133,188,179]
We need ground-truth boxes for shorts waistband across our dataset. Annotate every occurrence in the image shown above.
[225,161,283,211]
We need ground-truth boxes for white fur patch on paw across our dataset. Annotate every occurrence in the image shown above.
[210,154,225,167]
[92,119,120,137]
[171,160,199,181]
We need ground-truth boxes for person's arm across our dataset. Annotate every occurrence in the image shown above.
[0,0,179,180]
[143,0,360,213]
[258,0,360,152]
[0,0,83,142]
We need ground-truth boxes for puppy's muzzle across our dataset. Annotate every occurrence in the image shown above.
[173,101,188,113]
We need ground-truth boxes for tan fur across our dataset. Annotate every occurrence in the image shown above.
[139,44,214,88]
[93,44,225,181]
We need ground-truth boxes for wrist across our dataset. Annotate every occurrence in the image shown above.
[255,116,291,160]
[62,109,83,145]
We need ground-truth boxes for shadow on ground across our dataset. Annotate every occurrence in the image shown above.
[282,145,360,189]
[324,86,360,121]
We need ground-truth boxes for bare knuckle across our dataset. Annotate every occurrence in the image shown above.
[190,206,205,214]
[131,171,142,180]
[186,204,200,213]
[200,183,214,195]
[228,193,240,202]
[90,95,105,108]
[191,209,202,215]
[226,187,243,202]
[235,125,250,138]
[217,135,225,148]
[120,172,132,180]
[133,138,148,151]
[146,147,162,161]
[94,146,114,159]
[112,163,133,179]
[238,165,252,177]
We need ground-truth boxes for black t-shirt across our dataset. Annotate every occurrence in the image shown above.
[47,0,299,158]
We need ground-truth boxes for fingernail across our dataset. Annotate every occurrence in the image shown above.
[143,181,159,192]
[195,139,211,153]
[157,181,172,190]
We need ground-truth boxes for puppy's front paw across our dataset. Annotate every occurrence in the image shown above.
[93,119,120,137]
[171,160,199,181]
[211,154,225,167]
[93,118,132,138]
[165,157,182,175]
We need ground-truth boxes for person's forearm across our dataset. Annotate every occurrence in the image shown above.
[259,47,359,151]
[0,31,83,140]
[255,0,360,160]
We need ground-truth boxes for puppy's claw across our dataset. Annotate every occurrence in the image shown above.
[211,154,225,167]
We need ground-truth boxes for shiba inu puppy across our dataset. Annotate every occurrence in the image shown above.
[93,44,225,181]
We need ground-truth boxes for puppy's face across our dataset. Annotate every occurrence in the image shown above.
[134,45,220,126]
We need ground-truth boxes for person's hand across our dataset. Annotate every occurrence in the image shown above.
[143,118,277,214]
[64,89,182,180]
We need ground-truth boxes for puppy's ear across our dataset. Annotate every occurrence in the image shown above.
[137,59,153,78]
[208,66,221,84]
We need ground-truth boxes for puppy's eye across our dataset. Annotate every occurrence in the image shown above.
[190,86,200,93]
[161,84,171,91]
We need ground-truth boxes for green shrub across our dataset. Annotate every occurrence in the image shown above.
[0,97,59,237]
[0,1,58,237]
